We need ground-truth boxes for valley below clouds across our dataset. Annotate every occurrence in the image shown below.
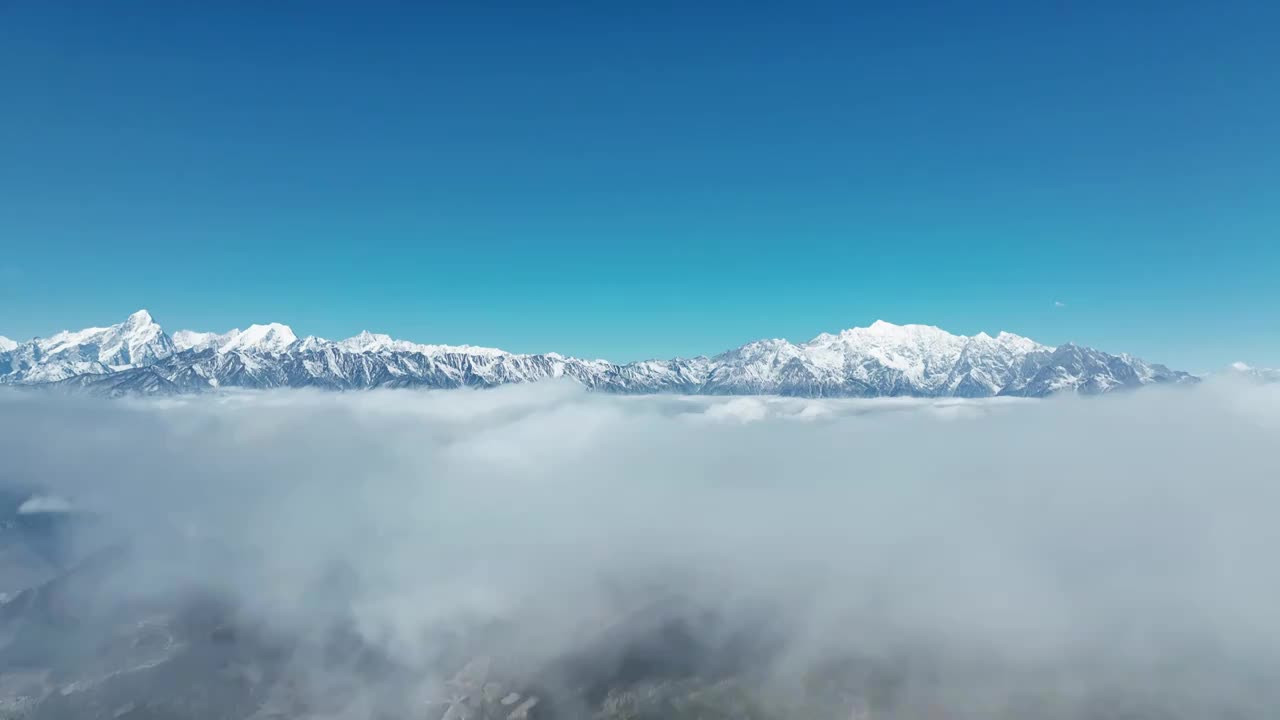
[2,380,1279,719]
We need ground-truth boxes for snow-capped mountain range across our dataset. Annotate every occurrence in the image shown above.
[1226,362,1280,384]
[0,310,1198,397]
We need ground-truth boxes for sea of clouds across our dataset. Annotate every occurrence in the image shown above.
[2,378,1279,717]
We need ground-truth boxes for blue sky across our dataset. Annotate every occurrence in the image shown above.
[2,1,1277,369]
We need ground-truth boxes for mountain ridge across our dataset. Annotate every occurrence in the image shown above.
[0,310,1198,398]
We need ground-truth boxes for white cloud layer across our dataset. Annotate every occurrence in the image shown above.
[2,378,1280,717]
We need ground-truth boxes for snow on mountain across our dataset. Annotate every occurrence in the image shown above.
[0,309,176,384]
[336,330,508,357]
[1225,362,1280,384]
[173,328,241,352]
[805,321,975,394]
[293,335,332,353]
[39,309,173,366]
[694,321,1053,397]
[336,330,402,354]
[0,337,15,353]
[217,323,297,354]
[1,310,1198,397]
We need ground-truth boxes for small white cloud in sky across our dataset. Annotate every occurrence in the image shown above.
[1054,300,1067,308]
[18,494,74,514]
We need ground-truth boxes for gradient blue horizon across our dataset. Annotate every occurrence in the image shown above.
[2,1,1278,370]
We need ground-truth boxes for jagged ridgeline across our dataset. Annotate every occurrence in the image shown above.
[0,310,1195,397]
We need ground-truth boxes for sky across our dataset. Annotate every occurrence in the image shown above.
[1,1,1277,369]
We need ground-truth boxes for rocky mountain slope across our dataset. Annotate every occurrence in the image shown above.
[0,310,1196,398]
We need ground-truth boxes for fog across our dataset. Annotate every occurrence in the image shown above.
[2,380,1279,719]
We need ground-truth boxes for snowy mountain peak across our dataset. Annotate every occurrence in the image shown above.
[0,310,177,385]
[0,336,15,353]
[807,321,1044,348]
[118,309,165,346]
[868,319,897,330]
[827,321,959,348]
[294,335,332,352]
[865,320,941,334]
[822,321,965,353]
[339,330,397,353]
[1225,361,1280,383]
[332,330,509,358]
[219,323,297,354]
[124,308,155,327]
[993,330,1049,353]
